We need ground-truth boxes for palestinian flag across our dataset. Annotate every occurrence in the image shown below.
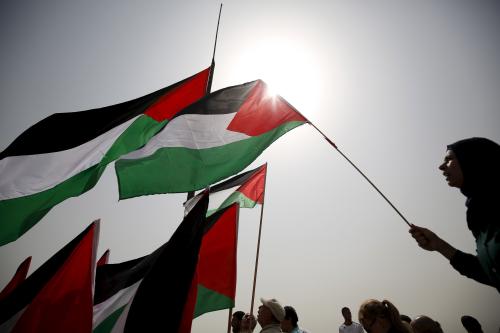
[92,192,208,333]
[175,204,239,333]
[184,163,266,216]
[116,80,308,199]
[0,221,99,333]
[0,257,31,302]
[0,68,210,246]
[194,203,239,318]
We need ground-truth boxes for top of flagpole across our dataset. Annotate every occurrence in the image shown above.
[188,4,223,201]
[205,3,223,96]
[211,3,223,64]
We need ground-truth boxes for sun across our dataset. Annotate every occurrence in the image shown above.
[232,38,324,117]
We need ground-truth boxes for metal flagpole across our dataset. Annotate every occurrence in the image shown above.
[250,166,268,315]
[308,121,411,226]
[187,3,223,201]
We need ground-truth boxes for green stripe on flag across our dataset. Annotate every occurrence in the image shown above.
[207,191,258,216]
[193,284,234,318]
[116,121,305,198]
[100,115,168,165]
[0,115,166,246]
[93,306,126,333]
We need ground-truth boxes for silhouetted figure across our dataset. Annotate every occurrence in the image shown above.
[461,315,483,333]
[410,137,500,292]
[411,315,444,333]
[358,299,411,333]
[241,298,285,333]
[281,305,310,333]
[232,311,246,333]
[241,313,257,333]
[339,307,364,333]
[400,315,411,325]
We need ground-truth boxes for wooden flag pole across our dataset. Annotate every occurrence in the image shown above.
[309,121,411,226]
[249,167,268,315]
[187,3,223,201]
[268,94,410,227]
[227,307,233,333]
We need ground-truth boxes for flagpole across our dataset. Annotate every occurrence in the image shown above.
[227,307,233,333]
[308,121,411,227]
[274,97,411,227]
[249,165,267,315]
[187,3,223,201]
[207,3,223,93]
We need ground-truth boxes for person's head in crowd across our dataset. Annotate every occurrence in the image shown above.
[442,137,500,193]
[410,315,444,333]
[240,313,257,333]
[461,315,483,333]
[358,299,411,333]
[258,298,285,328]
[400,315,411,324]
[342,307,354,324]
[231,311,245,333]
[281,306,299,332]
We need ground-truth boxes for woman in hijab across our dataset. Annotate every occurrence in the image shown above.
[410,137,500,292]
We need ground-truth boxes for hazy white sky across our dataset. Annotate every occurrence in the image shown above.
[1,1,499,332]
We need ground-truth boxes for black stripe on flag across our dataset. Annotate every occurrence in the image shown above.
[209,164,262,193]
[173,80,257,119]
[0,74,196,159]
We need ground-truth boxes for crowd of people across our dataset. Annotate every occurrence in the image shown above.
[229,137,499,333]
[229,298,486,333]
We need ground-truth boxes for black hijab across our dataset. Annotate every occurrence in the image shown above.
[447,137,500,236]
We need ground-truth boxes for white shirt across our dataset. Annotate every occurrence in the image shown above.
[339,322,364,333]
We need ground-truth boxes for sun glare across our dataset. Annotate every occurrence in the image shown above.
[234,39,324,116]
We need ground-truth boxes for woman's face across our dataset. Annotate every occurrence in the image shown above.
[439,150,464,188]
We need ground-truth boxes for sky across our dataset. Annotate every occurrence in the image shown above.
[1,1,500,332]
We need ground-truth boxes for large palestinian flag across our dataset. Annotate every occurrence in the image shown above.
[92,192,208,333]
[0,68,210,245]
[0,221,99,333]
[116,80,308,199]
[184,163,266,216]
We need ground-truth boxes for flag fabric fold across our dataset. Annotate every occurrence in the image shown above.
[0,221,99,333]
[185,163,266,216]
[0,257,31,302]
[0,68,211,246]
[116,80,307,199]
[92,192,209,333]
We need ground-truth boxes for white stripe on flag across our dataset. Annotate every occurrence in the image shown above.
[0,116,138,200]
[93,280,141,329]
[121,113,249,160]
[110,295,135,333]
[184,187,237,216]
[0,307,26,332]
